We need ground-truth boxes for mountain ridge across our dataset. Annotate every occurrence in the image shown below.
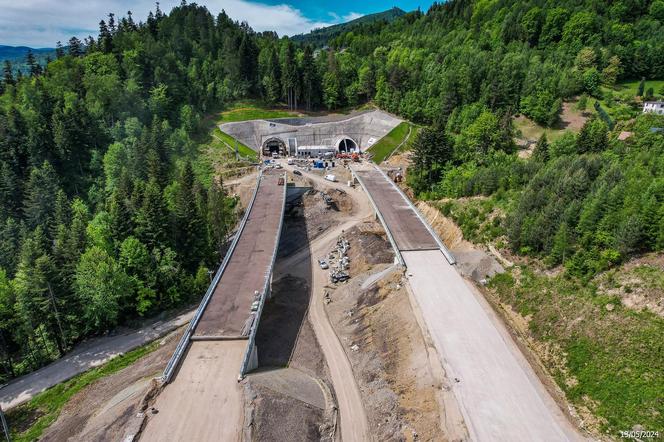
[290,7,407,46]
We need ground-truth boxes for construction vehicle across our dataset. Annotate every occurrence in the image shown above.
[278,177,285,186]
[351,153,360,162]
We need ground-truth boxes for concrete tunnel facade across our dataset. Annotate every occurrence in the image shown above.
[224,109,403,158]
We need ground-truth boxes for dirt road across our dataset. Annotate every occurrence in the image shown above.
[0,309,194,410]
[140,340,246,442]
[403,250,581,441]
[278,162,373,441]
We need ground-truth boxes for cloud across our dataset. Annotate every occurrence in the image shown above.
[0,0,363,47]
[342,12,363,21]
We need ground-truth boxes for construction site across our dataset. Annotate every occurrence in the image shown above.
[23,111,589,442]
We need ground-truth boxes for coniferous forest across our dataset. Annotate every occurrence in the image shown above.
[1,0,664,402]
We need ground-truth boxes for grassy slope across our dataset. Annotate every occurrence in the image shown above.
[368,122,413,163]
[8,342,159,442]
[491,269,664,434]
[217,101,299,123]
[515,79,664,144]
[612,79,664,97]
[191,101,300,184]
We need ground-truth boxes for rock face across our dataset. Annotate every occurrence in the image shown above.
[220,109,402,154]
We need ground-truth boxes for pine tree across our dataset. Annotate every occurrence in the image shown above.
[207,179,233,259]
[0,218,21,277]
[174,162,206,271]
[108,173,134,243]
[23,162,60,232]
[533,134,549,162]
[0,161,21,219]
[2,61,14,86]
[135,179,169,250]
[281,42,298,109]
[99,20,113,53]
[301,46,320,111]
[55,41,65,59]
[68,37,83,57]
[26,50,41,77]
[637,77,646,97]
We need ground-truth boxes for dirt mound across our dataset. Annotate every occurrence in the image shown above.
[346,221,395,273]
[319,223,444,441]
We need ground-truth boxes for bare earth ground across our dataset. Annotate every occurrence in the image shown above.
[140,340,247,442]
[39,327,184,441]
[324,221,452,441]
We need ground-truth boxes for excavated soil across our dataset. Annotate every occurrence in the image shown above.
[324,222,445,441]
[278,185,353,258]
[416,201,504,282]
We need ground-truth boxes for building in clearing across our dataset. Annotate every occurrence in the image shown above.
[643,101,664,115]
[219,109,402,158]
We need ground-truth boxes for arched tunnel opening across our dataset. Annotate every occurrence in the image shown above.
[263,138,286,156]
[338,138,358,153]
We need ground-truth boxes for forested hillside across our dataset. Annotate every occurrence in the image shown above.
[301,0,664,275]
[0,46,55,75]
[0,4,269,381]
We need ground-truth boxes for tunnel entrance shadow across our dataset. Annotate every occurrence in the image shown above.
[254,194,313,367]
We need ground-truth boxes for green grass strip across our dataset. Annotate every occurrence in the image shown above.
[368,122,411,164]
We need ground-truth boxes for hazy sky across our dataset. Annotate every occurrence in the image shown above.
[0,0,433,48]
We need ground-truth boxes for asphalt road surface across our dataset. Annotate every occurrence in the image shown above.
[403,251,580,441]
[354,168,438,251]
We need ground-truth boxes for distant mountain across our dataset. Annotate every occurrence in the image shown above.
[0,45,56,72]
[291,7,407,46]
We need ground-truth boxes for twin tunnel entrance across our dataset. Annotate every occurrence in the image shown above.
[261,136,358,157]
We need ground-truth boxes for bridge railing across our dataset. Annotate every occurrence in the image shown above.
[162,168,263,383]
[240,171,287,377]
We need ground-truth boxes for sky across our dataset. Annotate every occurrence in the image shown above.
[0,0,433,48]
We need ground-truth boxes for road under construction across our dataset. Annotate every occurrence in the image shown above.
[137,115,583,441]
[352,164,581,441]
[140,169,287,442]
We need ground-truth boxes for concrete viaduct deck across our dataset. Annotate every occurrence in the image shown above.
[352,164,580,441]
[162,168,287,383]
[141,168,286,441]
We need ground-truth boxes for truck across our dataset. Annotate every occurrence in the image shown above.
[278,177,285,186]
[325,174,337,182]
